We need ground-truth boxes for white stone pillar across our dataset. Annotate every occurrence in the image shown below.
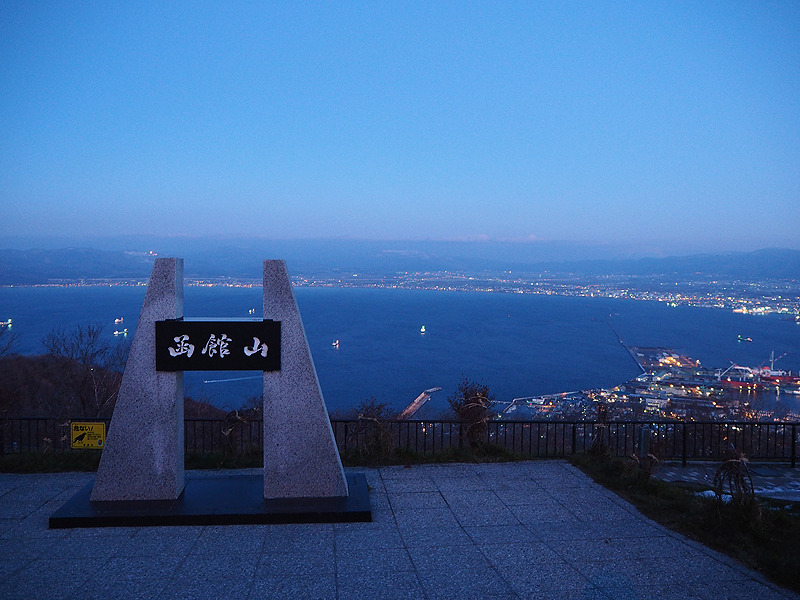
[262,260,349,498]
[91,258,185,501]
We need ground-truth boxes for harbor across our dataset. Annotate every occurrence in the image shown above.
[502,344,800,423]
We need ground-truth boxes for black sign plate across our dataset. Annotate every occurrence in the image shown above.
[156,320,281,372]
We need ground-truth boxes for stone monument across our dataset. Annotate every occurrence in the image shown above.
[51,257,366,527]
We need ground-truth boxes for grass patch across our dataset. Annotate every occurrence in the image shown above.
[0,450,265,472]
[0,444,525,473]
[570,453,800,593]
[0,451,102,473]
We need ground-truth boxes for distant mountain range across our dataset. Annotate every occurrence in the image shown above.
[0,248,157,284]
[529,248,800,280]
[1,242,798,285]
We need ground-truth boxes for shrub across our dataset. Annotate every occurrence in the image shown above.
[624,452,659,483]
[348,398,395,464]
[220,407,261,458]
[447,377,495,449]
[713,446,761,522]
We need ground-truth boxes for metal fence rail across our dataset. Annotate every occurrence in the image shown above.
[0,418,113,454]
[1,418,797,466]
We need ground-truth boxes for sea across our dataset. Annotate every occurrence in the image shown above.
[1,285,799,416]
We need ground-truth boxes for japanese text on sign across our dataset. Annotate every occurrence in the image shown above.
[156,320,281,371]
[71,422,106,449]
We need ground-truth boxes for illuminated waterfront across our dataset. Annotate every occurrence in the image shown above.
[15,269,799,318]
[2,283,797,421]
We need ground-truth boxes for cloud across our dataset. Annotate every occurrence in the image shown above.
[438,234,493,242]
[507,234,541,243]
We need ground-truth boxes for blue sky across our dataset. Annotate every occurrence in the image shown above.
[2,1,798,254]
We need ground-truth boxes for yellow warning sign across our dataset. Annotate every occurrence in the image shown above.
[70,422,106,449]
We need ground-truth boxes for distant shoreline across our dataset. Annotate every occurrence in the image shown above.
[2,274,799,318]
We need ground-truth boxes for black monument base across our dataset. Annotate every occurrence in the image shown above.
[49,472,371,528]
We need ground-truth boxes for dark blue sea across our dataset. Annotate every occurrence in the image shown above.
[2,286,799,415]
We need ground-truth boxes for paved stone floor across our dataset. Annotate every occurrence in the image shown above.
[1,461,797,600]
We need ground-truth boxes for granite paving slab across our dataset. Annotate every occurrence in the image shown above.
[0,461,797,599]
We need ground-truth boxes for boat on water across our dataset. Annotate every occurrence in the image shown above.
[761,372,800,385]
[716,353,800,388]
[717,364,760,390]
[756,352,800,385]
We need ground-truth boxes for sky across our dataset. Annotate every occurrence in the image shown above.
[1,1,799,255]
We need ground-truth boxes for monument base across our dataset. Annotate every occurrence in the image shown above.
[49,472,371,529]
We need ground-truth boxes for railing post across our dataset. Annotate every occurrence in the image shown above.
[682,423,688,467]
[792,424,797,469]
[571,424,577,455]
[639,424,650,457]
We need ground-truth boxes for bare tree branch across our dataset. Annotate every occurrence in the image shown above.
[0,325,19,358]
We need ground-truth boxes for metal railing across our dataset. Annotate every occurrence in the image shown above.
[0,418,112,455]
[1,417,797,467]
